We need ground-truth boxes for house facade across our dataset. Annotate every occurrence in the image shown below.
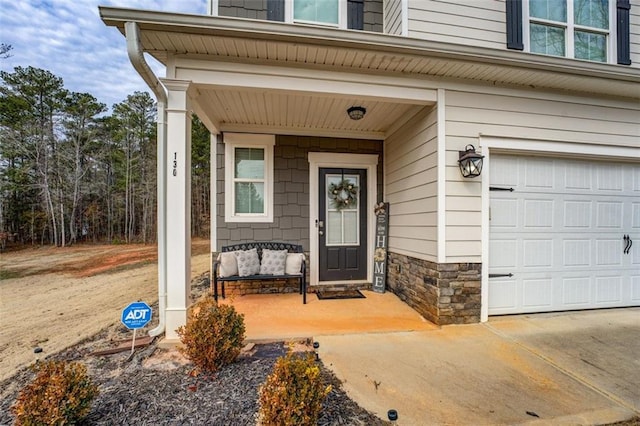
[101,0,640,340]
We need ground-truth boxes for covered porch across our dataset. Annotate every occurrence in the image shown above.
[218,290,437,341]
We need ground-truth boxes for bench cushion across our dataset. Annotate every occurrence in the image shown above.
[259,249,287,275]
[217,252,239,278]
[235,248,260,277]
[285,253,305,275]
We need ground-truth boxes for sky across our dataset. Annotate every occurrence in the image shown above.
[0,0,208,110]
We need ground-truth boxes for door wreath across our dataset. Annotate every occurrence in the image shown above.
[328,179,358,210]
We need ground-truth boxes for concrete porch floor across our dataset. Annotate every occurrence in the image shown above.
[218,290,437,341]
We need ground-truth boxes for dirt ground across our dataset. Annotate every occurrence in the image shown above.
[0,239,211,382]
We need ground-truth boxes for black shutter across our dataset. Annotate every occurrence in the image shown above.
[617,0,631,65]
[348,0,364,30]
[506,0,524,50]
[267,0,284,22]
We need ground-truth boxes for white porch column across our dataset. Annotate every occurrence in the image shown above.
[162,79,192,340]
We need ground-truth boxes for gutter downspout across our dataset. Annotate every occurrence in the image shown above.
[125,21,168,338]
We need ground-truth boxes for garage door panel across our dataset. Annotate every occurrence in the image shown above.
[489,240,517,268]
[632,277,640,302]
[524,199,554,228]
[596,202,624,228]
[564,200,592,228]
[596,165,624,191]
[488,279,518,311]
[564,162,592,190]
[633,204,640,228]
[563,240,590,266]
[595,277,622,304]
[522,240,553,267]
[490,199,518,228]
[596,239,623,266]
[522,279,553,308]
[489,155,639,315]
[525,158,554,188]
[562,277,591,305]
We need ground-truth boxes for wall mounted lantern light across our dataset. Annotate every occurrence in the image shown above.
[347,106,366,120]
[458,144,484,178]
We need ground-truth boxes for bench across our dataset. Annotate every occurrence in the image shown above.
[212,242,307,304]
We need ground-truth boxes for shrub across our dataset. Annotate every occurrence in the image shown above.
[258,351,332,426]
[12,360,99,425]
[177,296,246,374]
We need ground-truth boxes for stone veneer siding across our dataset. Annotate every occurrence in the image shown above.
[218,0,383,33]
[387,252,482,325]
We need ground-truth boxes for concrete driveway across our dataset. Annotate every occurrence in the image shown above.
[316,308,639,425]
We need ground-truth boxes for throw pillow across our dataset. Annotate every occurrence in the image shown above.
[285,253,305,275]
[217,252,239,277]
[259,249,287,275]
[235,248,260,277]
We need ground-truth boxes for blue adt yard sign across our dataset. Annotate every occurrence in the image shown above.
[121,302,152,330]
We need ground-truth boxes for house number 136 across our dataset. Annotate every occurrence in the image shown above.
[172,153,178,176]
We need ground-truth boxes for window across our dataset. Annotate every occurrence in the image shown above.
[285,0,347,28]
[525,0,613,62]
[295,0,339,25]
[326,173,360,246]
[224,134,275,223]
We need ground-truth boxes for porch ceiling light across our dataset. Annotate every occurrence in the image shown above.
[458,144,484,178]
[347,106,366,120]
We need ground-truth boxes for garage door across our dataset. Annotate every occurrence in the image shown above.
[488,155,640,315]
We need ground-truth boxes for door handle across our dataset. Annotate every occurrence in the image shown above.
[624,234,632,254]
[319,231,324,236]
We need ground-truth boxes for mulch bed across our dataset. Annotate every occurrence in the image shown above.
[0,274,388,425]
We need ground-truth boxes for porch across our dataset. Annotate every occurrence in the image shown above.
[218,290,437,341]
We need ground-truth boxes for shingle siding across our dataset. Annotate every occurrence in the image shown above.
[363,0,383,32]
[218,0,383,32]
[218,0,268,19]
[217,135,383,251]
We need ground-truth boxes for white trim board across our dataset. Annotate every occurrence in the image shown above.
[308,152,379,287]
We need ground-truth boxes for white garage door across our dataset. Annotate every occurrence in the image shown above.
[488,155,640,315]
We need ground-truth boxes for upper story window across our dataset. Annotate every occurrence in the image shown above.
[293,0,340,26]
[224,133,275,223]
[525,0,614,62]
[212,0,366,30]
[287,0,347,28]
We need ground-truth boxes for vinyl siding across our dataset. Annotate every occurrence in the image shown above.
[443,89,640,262]
[384,105,439,261]
[631,0,640,67]
[407,0,505,49]
[384,0,403,35]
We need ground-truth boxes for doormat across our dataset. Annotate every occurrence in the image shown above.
[316,289,365,300]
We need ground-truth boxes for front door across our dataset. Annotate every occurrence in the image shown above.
[318,168,367,281]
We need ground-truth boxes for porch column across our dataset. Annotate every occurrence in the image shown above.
[162,79,192,340]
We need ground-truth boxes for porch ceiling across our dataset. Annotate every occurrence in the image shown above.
[191,86,422,139]
[100,8,640,133]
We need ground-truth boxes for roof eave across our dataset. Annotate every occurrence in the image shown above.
[99,6,640,89]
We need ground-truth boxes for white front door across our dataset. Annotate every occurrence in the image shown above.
[488,155,640,315]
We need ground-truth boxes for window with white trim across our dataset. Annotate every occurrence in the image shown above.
[525,0,614,62]
[224,133,275,223]
[285,0,347,28]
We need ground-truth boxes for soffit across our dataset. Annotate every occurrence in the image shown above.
[192,86,421,138]
[100,7,640,101]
